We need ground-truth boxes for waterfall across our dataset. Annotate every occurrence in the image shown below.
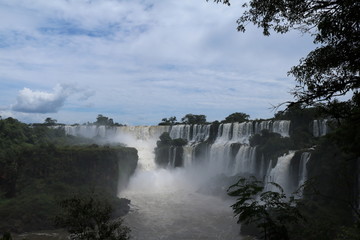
[298,152,311,188]
[254,120,272,134]
[232,145,257,176]
[272,120,291,137]
[264,152,295,193]
[64,125,106,138]
[168,121,289,179]
[254,120,291,137]
[231,122,254,143]
[169,124,211,142]
[62,120,305,239]
[313,119,328,137]
[64,121,293,180]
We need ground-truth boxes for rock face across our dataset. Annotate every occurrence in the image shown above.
[0,145,138,233]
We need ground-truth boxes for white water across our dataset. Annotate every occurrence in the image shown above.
[264,152,295,193]
[121,168,240,240]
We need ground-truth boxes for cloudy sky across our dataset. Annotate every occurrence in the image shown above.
[0,0,315,125]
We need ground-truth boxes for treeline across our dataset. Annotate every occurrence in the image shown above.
[158,108,329,126]
[158,112,251,125]
[30,114,126,127]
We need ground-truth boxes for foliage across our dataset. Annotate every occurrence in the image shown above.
[305,136,358,219]
[94,114,124,126]
[55,193,130,240]
[222,112,250,123]
[0,117,137,232]
[228,177,304,240]
[0,144,137,232]
[181,114,207,125]
[95,114,114,126]
[44,117,57,126]
[325,92,360,156]
[158,116,177,125]
[211,0,360,106]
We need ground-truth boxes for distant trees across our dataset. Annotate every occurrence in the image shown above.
[222,112,250,123]
[158,112,254,125]
[95,114,114,126]
[44,117,57,126]
[181,114,207,125]
[158,116,178,126]
[94,114,124,126]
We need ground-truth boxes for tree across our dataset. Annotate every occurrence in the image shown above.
[44,117,57,126]
[55,194,130,240]
[210,0,360,106]
[181,114,207,125]
[158,116,177,125]
[227,177,304,240]
[95,114,114,126]
[222,112,250,123]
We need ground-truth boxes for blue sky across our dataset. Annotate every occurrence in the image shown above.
[0,0,315,125]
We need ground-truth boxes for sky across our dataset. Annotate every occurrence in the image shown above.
[0,0,315,126]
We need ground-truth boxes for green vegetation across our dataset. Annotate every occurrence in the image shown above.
[55,193,130,240]
[0,117,138,233]
[94,114,125,126]
[181,114,207,125]
[44,117,58,126]
[158,116,178,126]
[228,171,360,240]
[228,177,304,240]
[222,112,250,123]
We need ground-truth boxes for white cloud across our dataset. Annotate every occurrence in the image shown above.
[11,84,93,113]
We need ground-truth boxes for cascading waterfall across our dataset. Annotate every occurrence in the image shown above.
[264,151,295,193]
[63,119,309,239]
[298,152,311,188]
[64,120,299,191]
[64,125,107,138]
[313,119,328,137]
[233,146,257,176]
[167,121,292,182]
[254,120,291,137]
[169,124,211,142]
